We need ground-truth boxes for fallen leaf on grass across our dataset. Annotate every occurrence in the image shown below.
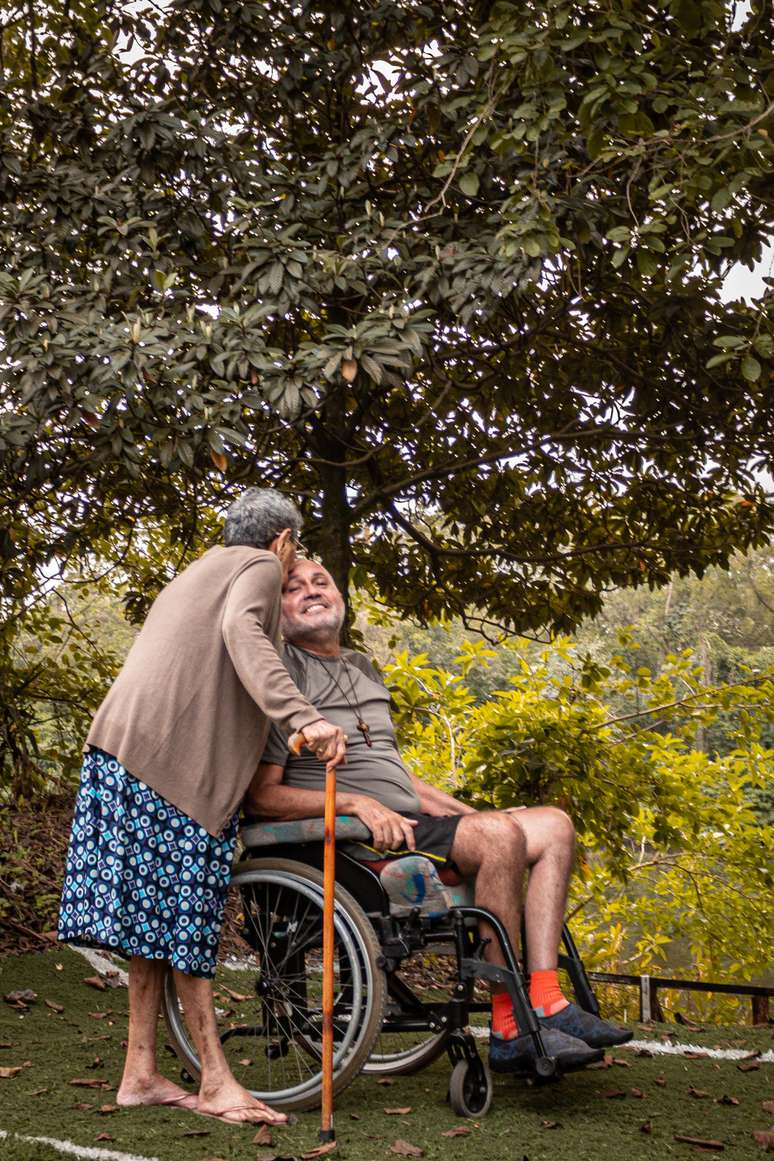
[95,1133,114,1142]
[640,1121,653,1135]
[350,1113,361,1121]
[73,1102,94,1112]
[376,1077,395,1085]
[541,1119,561,1129]
[675,1013,704,1032]
[738,1061,760,1073]
[685,1051,709,1059]
[0,1066,24,1079]
[301,1143,338,1158]
[97,1104,118,1114]
[253,1125,273,1146]
[384,1107,413,1115]
[753,1131,774,1152]
[630,1088,646,1099]
[612,1057,631,1068]
[389,1141,424,1157]
[28,1088,49,1096]
[587,1054,614,1070]
[654,1075,667,1087]
[87,1011,109,1020]
[87,1056,104,1070]
[238,1057,253,1066]
[3,990,37,1007]
[715,1095,739,1107]
[674,1135,724,1151]
[223,988,252,1002]
[601,1089,628,1099]
[689,1086,710,1099]
[441,1127,471,1138]
[0,1041,12,1048]
[762,1101,774,1115]
[83,976,108,992]
[44,999,64,1013]
[70,1078,111,1089]
[55,962,64,972]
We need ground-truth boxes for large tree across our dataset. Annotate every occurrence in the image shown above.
[1,0,772,634]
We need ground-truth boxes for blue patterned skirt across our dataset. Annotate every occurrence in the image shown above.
[58,748,239,978]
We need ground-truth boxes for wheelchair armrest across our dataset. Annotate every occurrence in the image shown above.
[240,815,371,849]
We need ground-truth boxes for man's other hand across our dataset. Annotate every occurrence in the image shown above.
[345,795,418,852]
[295,719,347,770]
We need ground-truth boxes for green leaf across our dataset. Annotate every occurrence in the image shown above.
[741,354,761,382]
[459,172,480,197]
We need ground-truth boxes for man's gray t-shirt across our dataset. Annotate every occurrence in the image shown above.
[261,644,421,814]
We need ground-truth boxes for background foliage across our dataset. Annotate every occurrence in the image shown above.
[1,0,772,637]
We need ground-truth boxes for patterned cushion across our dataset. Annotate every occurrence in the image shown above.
[241,815,370,848]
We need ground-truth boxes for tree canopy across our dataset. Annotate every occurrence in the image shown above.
[1,0,772,634]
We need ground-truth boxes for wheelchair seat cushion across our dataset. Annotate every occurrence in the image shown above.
[240,815,370,848]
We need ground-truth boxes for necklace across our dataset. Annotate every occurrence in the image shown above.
[295,646,373,748]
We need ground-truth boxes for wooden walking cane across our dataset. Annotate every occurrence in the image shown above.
[289,731,336,1144]
[319,757,337,1143]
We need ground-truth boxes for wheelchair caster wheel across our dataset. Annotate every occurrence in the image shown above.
[448,1058,493,1118]
[535,1056,558,1080]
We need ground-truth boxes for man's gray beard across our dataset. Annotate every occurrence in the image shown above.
[282,609,345,647]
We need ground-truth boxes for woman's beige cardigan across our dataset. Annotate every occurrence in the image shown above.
[86,545,322,835]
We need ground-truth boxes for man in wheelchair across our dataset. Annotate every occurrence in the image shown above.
[244,557,631,1079]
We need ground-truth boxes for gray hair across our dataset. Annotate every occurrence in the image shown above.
[224,488,302,549]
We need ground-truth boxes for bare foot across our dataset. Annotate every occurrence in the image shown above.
[117,1072,198,1110]
[196,1078,287,1125]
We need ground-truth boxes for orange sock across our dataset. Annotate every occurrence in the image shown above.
[491,990,519,1040]
[529,969,569,1017]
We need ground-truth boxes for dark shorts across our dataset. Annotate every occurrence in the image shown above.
[353,812,463,868]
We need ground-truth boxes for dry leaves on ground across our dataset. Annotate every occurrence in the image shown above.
[753,1130,774,1152]
[654,1075,667,1087]
[738,1061,760,1073]
[541,1119,561,1129]
[253,1126,273,1147]
[389,1140,424,1156]
[69,1077,111,1089]
[715,1095,739,1106]
[689,1086,710,1099]
[601,1089,628,1099]
[674,1134,724,1151]
[301,1142,339,1158]
[95,1133,114,1142]
[640,1121,653,1135]
[441,1127,471,1138]
[762,1101,774,1115]
[83,976,107,992]
[44,999,64,1013]
[630,1088,646,1099]
[384,1107,412,1115]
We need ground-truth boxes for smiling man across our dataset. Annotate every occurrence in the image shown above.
[245,558,632,1077]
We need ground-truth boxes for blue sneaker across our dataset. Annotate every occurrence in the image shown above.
[538,1002,633,1048]
[489,1027,603,1076]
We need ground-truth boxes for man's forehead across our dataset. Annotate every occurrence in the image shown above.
[284,559,338,589]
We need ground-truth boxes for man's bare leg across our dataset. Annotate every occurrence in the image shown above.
[512,806,576,972]
[450,812,527,966]
[117,957,197,1108]
[172,969,288,1125]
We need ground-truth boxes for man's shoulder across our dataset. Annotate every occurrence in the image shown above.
[342,649,385,684]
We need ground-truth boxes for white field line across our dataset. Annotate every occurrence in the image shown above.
[468,1025,773,1061]
[0,1129,158,1161]
[624,1038,774,1063]
[67,947,129,987]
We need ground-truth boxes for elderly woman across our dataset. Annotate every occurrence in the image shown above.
[58,488,346,1127]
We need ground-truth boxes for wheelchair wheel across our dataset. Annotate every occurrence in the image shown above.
[363,944,460,1076]
[448,1058,493,1118]
[162,858,385,1111]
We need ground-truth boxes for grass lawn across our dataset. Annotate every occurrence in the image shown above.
[1,949,771,1161]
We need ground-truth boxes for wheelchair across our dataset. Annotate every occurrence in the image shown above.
[161,816,601,1118]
